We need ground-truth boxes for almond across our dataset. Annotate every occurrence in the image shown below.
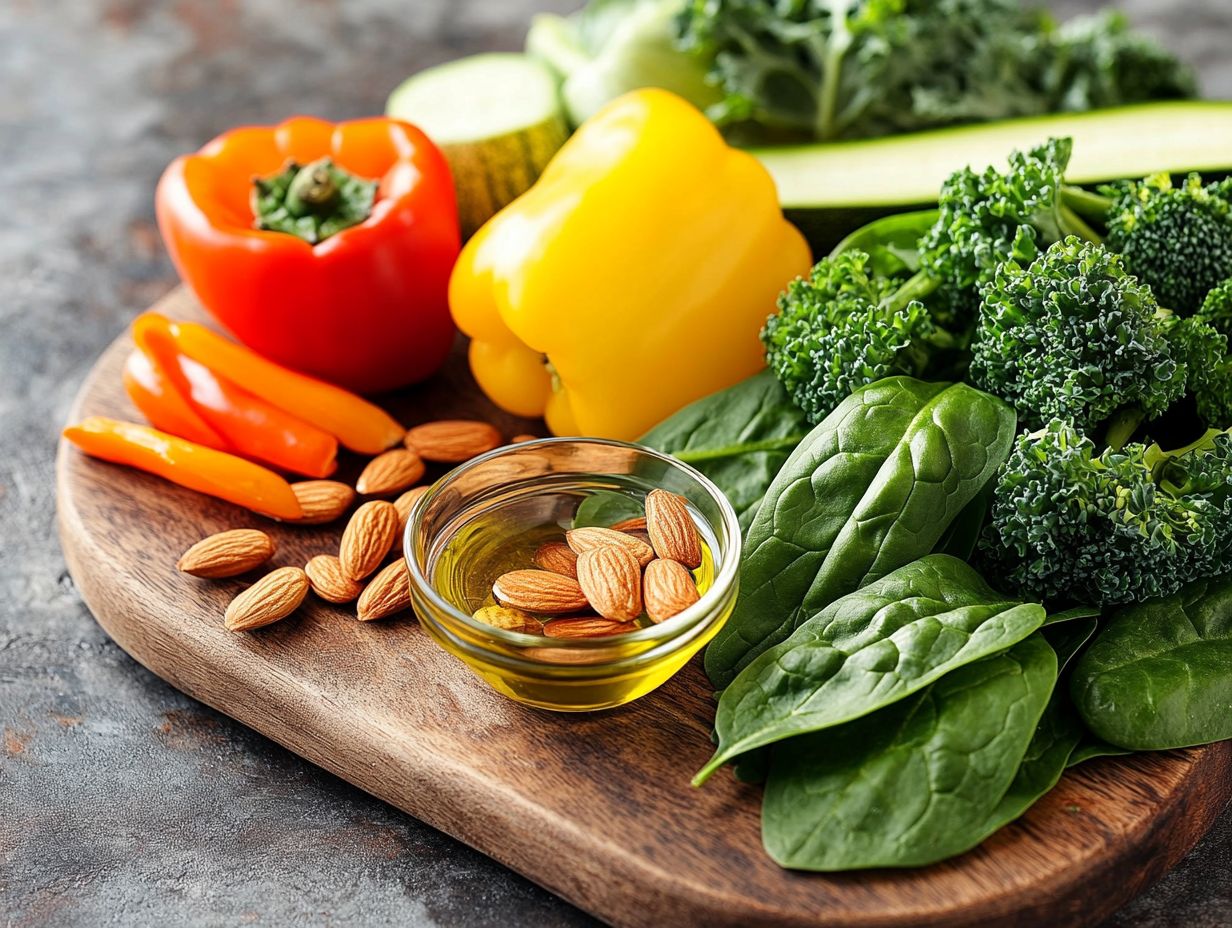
[492,569,588,614]
[289,480,355,524]
[473,605,544,634]
[565,526,654,568]
[356,448,425,496]
[533,541,578,579]
[543,617,638,639]
[644,558,700,623]
[576,545,642,621]
[610,516,647,533]
[224,566,308,631]
[645,489,702,569]
[404,419,502,462]
[393,486,429,542]
[511,434,539,444]
[357,560,411,622]
[339,500,399,581]
[177,529,274,579]
[304,554,363,604]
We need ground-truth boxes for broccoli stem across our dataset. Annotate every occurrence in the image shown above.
[1061,186,1113,224]
[884,269,940,313]
[1104,407,1146,451]
[1059,203,1103,244]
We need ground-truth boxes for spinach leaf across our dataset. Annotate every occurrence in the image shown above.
[704,376,1017,689]
[696,555,1045,782]
[1066,739,1133,768]
[1043,605,1102,626]
[830,209,939,277]
[975,618,1100,833]
[761,634,1057,871]
[575,371,811,530]
[1071,574,1232,750]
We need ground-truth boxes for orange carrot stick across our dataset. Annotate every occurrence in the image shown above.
[63,417,303,520]
[123,347,230,450]
[142,313,406,454]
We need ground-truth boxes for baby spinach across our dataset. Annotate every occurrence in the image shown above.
[695,555,1045,782]
[704,377,1017,689]
[574,371,811,530]
[977,618,1099,834]
[761,634,1057,871]
[1071,574,1232,750]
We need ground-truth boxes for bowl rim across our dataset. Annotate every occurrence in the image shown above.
[402,436,743,653]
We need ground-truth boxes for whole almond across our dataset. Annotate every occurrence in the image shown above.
[565,526,654,568]
[533,541,579,579]
[645,489,702,569]
[644,558,700,623]
[511,434,539,444]
[393,486,429,542]
[404,420,502,462]
[576,545,642,621]
[610,516,647,534]
[340,500,399,581]
[357,560,411,622]
[473,605,544,634]
[177,529,274,579]
[224,566,309,631]
[289,480,355,524]
[305,554,363,604]
[356,448,425,496]
[492,569,588,614]
[543,617,638,639]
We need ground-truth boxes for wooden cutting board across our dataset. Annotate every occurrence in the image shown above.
[57,287,1232,928]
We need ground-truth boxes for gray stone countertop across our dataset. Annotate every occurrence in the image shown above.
[2,1,1230,925]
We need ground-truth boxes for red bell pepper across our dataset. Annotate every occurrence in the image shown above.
[156,116,460,394]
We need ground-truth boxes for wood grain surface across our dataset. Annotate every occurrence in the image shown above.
[56,287,1232,928]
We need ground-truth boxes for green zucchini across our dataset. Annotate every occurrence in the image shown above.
[751,102,1232,253]
[386,53,568,236]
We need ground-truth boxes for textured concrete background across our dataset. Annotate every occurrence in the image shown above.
[2,1,1230,926]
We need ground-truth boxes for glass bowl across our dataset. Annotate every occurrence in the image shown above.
[403,438,742,712]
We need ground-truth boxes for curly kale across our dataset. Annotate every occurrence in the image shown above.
[970,237,1187,439]
[1038,10,1196,111]
[918,138,1100,326]
[980,421,1232,607]
[1101,173,1232,316]
[676,1,1193,142]
[761,251,957,423]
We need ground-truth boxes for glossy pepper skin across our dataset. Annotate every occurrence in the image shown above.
[449,89,811,440]
[157,116,460,395]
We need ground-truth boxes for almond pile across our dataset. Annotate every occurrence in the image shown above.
[175,418,533,632]
[481,489,703,639]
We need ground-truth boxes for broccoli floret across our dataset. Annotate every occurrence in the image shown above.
[1197,276,1232,339]
[1101,173,1232,316]
[762,251,956,423]
[980,421,1232,606]
[1160,313,1232,428]
[919,138,1100,325]
[970,237,1186,439]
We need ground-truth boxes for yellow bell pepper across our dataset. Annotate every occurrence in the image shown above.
[449,88,811,440]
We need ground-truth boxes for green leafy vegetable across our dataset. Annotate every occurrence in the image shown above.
[704,376,1017,689]
[697,554,1045,783]
[1071,574,1232,750]
[761,634,1056,870]
[677,0,1191,143]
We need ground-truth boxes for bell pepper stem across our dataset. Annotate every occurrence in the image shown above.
[285,158,340,217]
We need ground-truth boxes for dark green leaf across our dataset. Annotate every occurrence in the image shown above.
[1071,574,1232,750]
[704,377,1017,689]
[696,555,1045,781]
[761,635,1057,870]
